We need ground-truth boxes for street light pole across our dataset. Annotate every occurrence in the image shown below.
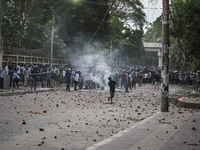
[50,10,55,71]
[161,0,169,112]
[110,39,112,66]
[110,29,126,67]
[49,0,79,70]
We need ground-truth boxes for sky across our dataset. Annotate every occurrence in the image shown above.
[140,0,162,32]
[141,0,162,23]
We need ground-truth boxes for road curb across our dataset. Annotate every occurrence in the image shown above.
[0,89,56,96]
[178,99,200,109]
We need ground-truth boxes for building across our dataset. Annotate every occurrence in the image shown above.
[143,42,162,67]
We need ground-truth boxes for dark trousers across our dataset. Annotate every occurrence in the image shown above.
[124,82,129,92]
[108,92,115,103]
[132,80,136,88]
[47,79,51,88]
[13,78,20,88]
[66,80,70,91]
[0,77,4,89]
[197,81,200,92]
[31,78,37,90]
[9,75,13,87]
[74,81,78,91]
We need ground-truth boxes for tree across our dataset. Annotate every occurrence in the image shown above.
[2,0,32,48]
[2,0,146,66]
[144,16,162,43]
[2,0,68,57]
[108,0,145,30]
[170,0,200,71]
[145,0,200,71]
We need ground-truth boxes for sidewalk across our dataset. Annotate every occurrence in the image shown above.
[87,110,200,150]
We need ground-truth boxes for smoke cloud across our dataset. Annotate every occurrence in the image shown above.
[69,42,113,90]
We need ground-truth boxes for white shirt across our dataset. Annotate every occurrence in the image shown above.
[5,65,9,75]
[74,73,79,82]
[0,69,6,78]
[62,71,66,77]
[17,65,21,74]
[21,66,26,74]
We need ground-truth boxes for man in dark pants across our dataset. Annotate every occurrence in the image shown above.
[108,77,116,104]
[12,70,20,88]
[31,66,39,90]
[65,68,72,91]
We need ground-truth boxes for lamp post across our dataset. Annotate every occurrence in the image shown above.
[50,0,81,70]
[110,29,126,67]
[50,9,55,71]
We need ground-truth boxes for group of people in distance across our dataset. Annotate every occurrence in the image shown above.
[1,63,200,104]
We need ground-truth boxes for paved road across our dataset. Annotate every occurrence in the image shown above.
[0,84,199,150]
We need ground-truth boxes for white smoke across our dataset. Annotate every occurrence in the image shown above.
[69,43,114,90]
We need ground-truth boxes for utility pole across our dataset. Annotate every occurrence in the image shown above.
[50,10,55,71]
[110,29,126,68]
[0,0,3,68]
[161,0,169,112]
[110,40,112,67]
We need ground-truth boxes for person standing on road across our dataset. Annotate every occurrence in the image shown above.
[132,71,137,89]
[154,72,160,90]
[74,70,79,91]
[8,63,14,88]
[31,66,39,90]
[0,66,7,89]
[65,68,72,91]
[145,72,148,85]
[196,70,200,92]
[23,67,29,87]
[138,71,143,87]
[12,69,20,88]
[46,69,52,88]
[108,77,116,104]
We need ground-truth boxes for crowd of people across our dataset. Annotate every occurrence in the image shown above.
[0,63,200,92]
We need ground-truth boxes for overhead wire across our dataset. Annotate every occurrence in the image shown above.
[152,0,159,19]
[87,7,110,44]
[4,12,52,20]
[55,0,69,13]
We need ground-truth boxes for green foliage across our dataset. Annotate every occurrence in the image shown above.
[111,29,144,66]
[109,0,146,30]
[144,16,162,43]
[144,0,200,71]
[2,0,146,65]
[170,0,200,71]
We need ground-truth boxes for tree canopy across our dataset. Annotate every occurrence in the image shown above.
[144,0,200,71]
[2,0,146,66]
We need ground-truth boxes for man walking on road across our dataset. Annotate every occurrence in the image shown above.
[108,77,116,104]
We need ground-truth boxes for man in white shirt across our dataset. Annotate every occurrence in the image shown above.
[5,65,9,76]
[0,66,7,89]
[74,71,79,91]
[17,65,21,74]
